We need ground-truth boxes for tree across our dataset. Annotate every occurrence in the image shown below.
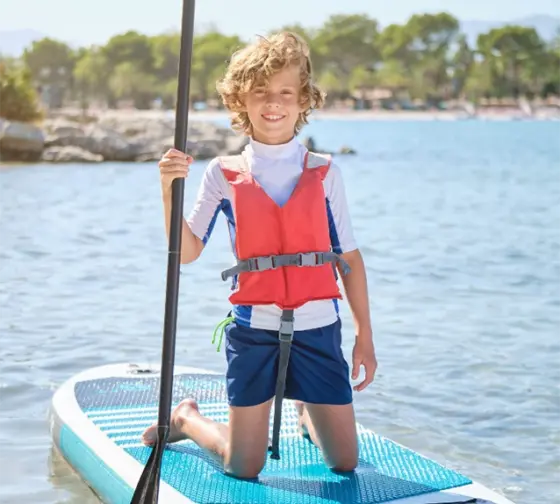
[191,31,243,102]
[22,38,76,108]
[463,60,493,101]
[313,14,380,87]
[74,47,111,108]
[0,60,42,121]
[151,32,181,82]
[407,13,460,56]
[375,60,410,89]
[109,62,156,109]
[380,23,417,71]
[407,13,460,100]
[102,31,154,75]
[540,29,560,97]
[450,34,474,98]
[4,14,556,110]
[477,25,546,97]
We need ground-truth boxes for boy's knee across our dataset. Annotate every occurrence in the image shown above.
[226,463,264,480]
[225,456,265,480]
[332,458,358,473]
[328,450,358,473]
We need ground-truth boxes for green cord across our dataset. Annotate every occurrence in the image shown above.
[211,316,235,352]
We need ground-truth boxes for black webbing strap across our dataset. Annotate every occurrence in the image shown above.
[268,308,295,460]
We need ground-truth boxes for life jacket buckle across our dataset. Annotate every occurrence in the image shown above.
[297,252,319,267]
[279,318,294,342]
[249,255,276,271]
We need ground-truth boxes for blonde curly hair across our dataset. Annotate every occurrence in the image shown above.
[216,32,325,136]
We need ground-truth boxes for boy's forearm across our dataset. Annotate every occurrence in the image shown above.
[162,188,203,264]
[340,249,373,340]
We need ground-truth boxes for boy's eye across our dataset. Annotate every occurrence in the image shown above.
[281,90,293,95]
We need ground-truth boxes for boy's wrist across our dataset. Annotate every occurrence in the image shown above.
[355,327,373,341]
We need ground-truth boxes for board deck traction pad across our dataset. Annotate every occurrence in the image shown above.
[73,372,472,504]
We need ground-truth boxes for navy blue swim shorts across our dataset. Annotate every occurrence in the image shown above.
[224,317,353,407]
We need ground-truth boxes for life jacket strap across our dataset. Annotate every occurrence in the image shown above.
[221,251,350,282]
[268,308,295,460]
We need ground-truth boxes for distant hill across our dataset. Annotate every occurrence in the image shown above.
[1,15,559,57]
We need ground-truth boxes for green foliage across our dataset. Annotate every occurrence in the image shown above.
[102,31,154,74]
[151,32,181,82]
[0,60,43,121]
[74,47,110,106]
[9,12,558,111]
[109,61,157,109]
[23,38,76,83]
[191,31,244,101]
[22,38,76,107]
[477,25,547,97]
[313,14,380,81]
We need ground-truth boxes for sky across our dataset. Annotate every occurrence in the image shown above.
[1,0,559,47]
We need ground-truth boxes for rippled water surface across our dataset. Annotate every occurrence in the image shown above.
[1,119,559,503]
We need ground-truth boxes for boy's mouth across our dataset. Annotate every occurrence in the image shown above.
[261,114,285,122]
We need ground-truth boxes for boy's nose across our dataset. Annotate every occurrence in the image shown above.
[265,94,281,107]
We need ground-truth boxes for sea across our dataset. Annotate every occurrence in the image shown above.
[1,117,559,503]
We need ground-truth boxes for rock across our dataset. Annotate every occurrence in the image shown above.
[42,119,83,137]
[160,137,222,160]
[3,109,355,163]
[226,134,249,154]
[84,124,139,161]
[159,122,248,160]
[302,135,317,151]
[44,123,139,161]
[191,139,227,159]
[98,114,174,140]
[44,123,89,148]
[301,135,357,156]
[134,151,163,163]
[41,114,245,162]
[339,145,356,155]
[0,119,44,161]
[42,145,103,163]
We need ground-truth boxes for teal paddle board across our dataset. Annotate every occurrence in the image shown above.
[50,362,516,504]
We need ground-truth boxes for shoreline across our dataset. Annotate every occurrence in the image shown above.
[1,106,558,165]
[78,107,560,122]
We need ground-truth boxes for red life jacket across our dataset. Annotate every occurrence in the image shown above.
[219,151,345,310]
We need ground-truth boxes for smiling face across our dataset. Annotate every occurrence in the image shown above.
[216,32,326,142]
[243,65,304,145]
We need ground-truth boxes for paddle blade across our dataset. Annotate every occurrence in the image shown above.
[130,428,168,504]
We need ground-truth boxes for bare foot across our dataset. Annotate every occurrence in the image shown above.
[141,398,199,446]
[294,400,310,438]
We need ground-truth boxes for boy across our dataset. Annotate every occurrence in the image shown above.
[142,32,377,479]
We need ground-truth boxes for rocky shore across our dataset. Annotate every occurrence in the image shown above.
[0,109,355,163]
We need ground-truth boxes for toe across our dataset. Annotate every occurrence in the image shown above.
[141,425,157,445]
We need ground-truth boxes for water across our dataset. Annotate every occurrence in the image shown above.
[1,118,559,504]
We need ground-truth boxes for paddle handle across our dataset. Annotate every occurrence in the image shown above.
[157,0,196,437]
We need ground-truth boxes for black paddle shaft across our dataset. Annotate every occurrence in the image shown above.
[158,0,195,434]
[130,1,196,502]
